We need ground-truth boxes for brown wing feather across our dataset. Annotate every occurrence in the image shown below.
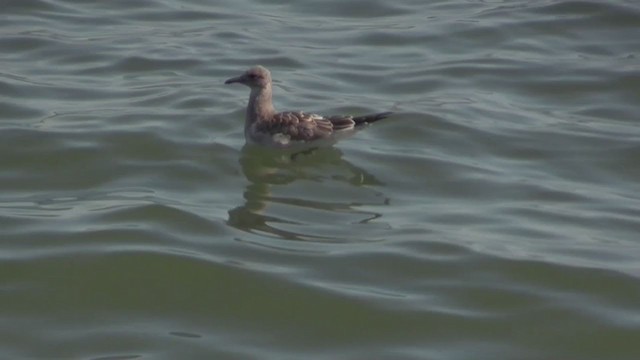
[256,111,335,142]
[252,111,365,144]
[326,115,356,131]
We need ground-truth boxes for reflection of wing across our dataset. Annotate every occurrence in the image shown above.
[253,111,356,143]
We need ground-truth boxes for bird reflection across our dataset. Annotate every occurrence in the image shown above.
[227,144,388,242]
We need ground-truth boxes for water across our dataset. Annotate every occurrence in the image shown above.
[2,0,640,359]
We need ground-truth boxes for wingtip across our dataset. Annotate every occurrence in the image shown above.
[353,111,393,125]
[377,111,393,120]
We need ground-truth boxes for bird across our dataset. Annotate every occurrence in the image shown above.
[224,65,391,149]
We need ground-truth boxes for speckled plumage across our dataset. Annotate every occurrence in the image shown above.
[225,65,391,148]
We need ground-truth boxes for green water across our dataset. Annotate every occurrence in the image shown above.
[1,0,640,359]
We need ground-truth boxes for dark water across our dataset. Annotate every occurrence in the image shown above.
[2,0,640,359]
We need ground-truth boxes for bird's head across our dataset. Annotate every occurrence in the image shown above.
[224,65,272,89]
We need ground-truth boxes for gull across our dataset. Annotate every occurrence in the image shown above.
[225,65,391,148]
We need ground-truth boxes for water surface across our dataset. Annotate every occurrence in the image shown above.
[2,0,640,359]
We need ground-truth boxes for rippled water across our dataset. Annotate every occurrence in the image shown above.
[2,0,640,359]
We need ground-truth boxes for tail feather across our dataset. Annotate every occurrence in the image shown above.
[352,112,392,126]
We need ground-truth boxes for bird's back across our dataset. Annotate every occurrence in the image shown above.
[247,111,392,148]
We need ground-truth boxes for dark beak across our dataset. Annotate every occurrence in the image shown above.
[224,75,244,85]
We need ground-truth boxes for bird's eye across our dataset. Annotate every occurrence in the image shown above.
[248,74,258,79]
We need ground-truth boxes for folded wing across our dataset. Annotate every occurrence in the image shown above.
[254,111,356,143]
[250,111,391,146]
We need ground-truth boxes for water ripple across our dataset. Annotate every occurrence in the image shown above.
[2,0,640,359]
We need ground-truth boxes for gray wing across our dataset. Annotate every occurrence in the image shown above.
[257,111,356,143]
